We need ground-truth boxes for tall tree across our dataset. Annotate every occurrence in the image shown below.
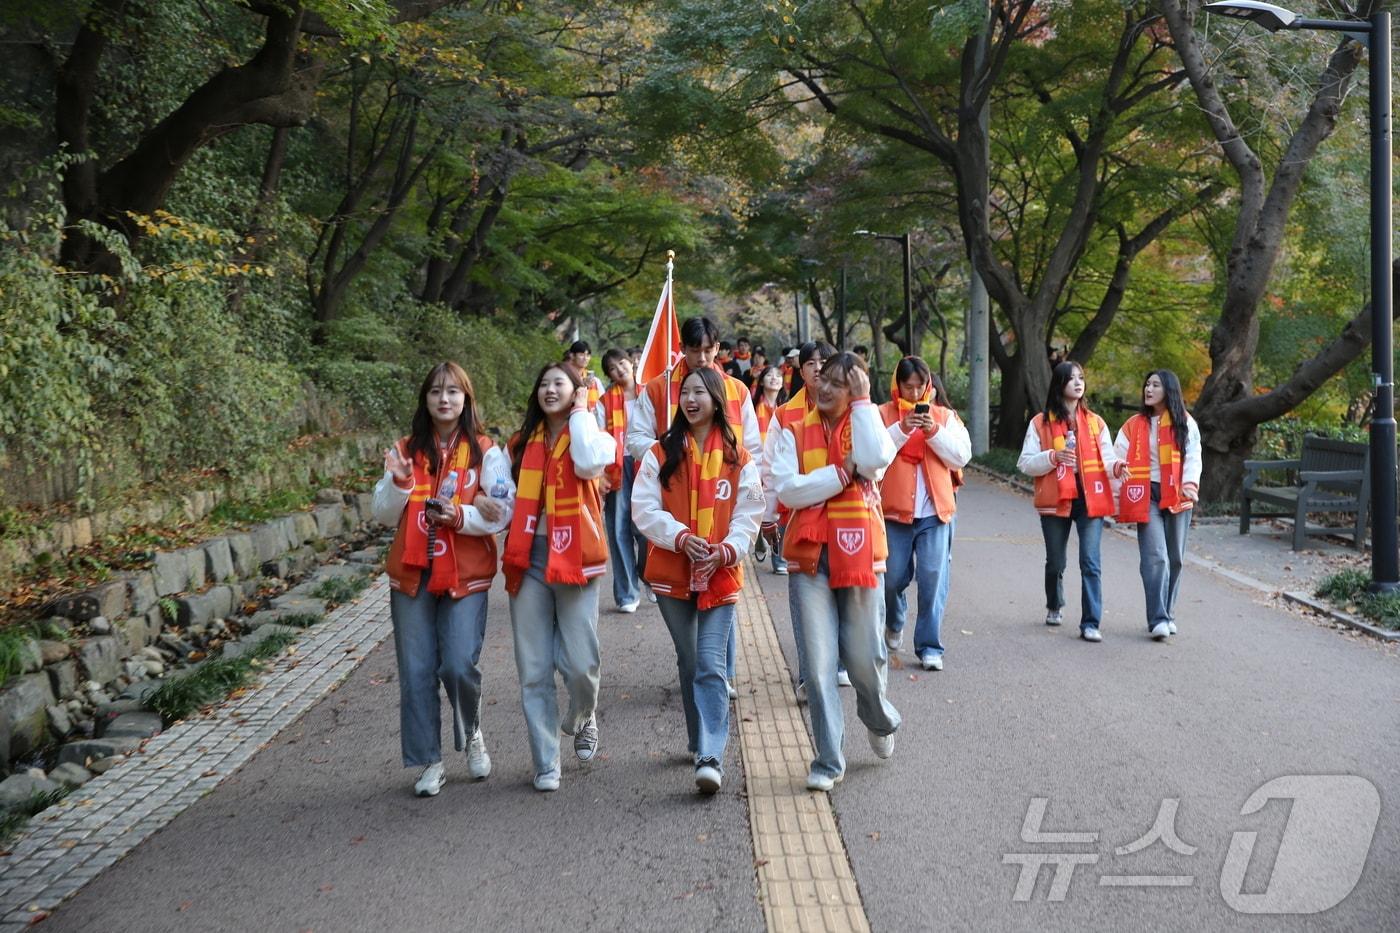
[1161,0,1382,498]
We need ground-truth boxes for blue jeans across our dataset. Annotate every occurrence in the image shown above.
[791,549,901,779]
[657,596,735,771]
[1040,498,1104,629]
[1139,484,1190,629]
[883,515,954,657]
[604,457,644,608]
[390,575,488,768]
[509,536,602,776]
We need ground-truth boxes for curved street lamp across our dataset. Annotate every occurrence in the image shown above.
[854,229,914,354]
[1204,2,1396,591]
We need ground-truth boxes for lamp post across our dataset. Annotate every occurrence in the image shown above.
[1205,1,1396,591]
[854,229,914,355]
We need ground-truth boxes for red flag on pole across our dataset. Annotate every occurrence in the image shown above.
[637,250,681,385]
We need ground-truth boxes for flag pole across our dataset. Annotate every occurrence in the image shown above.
[664,249,676,379]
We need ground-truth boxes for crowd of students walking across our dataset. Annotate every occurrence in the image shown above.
[371,319,1202,799]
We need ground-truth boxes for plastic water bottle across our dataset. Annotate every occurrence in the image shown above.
[436,469,459,508]
[1064,429,1076,452]
[490,475,509,500]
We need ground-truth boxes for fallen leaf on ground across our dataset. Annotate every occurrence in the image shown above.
[868,831,880,841]
[319,884,334,893]
[350,836,366,845]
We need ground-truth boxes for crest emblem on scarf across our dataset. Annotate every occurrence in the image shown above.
[431,538,448,557]
[1127,484,1145,503]
[836,528,866,556]
[551,527,573,553]
[1056,465,1068,480]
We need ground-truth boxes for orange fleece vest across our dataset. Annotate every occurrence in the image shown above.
[877,402,958,524]
[1030,410,1114,518]
[386,435,499,598]
[644,441,751,606]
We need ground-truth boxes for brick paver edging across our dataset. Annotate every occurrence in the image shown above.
[735,569,871,933]
[0,579,394,929]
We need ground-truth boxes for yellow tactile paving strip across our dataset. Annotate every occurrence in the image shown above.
[734,566,871,933]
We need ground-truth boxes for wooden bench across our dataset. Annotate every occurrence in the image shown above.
[1240,435,1370,550]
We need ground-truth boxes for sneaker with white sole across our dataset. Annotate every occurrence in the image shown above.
[533,769,561,792]
[1045,609,1063,626]
[884,629,902,652]
[1167,621,1178,635]
[695,762,722,795]
[414,762,445,797]
[574,715,599,761]
[805,770,844,792]
[773,563,789,576]
[794,681,807,704]
[1081,625,1102,642]
[867,729,895,759]
[466,730,491,780]
[727,682,738,700]
[645,587,657,603]
[618,601,640,614]
[1150,622,1170,641]
[920,652,943,671]
[837,669,852,687]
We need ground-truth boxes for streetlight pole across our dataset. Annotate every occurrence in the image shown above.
[854,230,915,355]
[1205,2,1397,590]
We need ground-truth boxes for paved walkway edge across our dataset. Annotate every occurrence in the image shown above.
[735,565,871,933]
[0,579,394,929]
[964,463,1400,644]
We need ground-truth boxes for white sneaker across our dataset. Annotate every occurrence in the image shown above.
[618,601,640,614]
[574,715,599,761]
[837,670,852,687]
[645,587,657,603]
[805,770,844,792]
[466,730,491,780]
[695,764,722,795]
[773,563,789,576]
[1150,622,1171,641]
[867,729,895,759]
[920,652,943,671]
[1167,621,1178,635]
[1045,610,1063,626]
[794,681,807,704]
[727,682,738,700]
[533,769,561,792]
[1081,626,1102,642]
[884,629,902,652]
[414,762,445,797]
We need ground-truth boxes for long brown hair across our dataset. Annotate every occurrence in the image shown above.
[510,363,585,481]
[407,362,484,475]
[658,368,739,489]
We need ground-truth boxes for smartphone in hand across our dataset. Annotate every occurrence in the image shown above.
[913,402,930,414]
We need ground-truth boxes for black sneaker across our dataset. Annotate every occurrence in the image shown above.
[574,715,599,761]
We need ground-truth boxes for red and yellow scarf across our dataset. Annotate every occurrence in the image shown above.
[679,431,743,608]
[400,435,479,596]
[649,362,747,440]
[601,383,629,485]
[1032,408,1114,518]
[755,394,781,445]
[1117,412,1183,523]
[889,367,933,465]
[503,425,587,593]
[786,406,884,588]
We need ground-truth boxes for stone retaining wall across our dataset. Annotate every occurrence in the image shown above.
[0,488,384,775]
[0,432,388,584]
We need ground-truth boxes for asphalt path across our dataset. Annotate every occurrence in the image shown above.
[761,476,1399,931]
[39,475,1400,931]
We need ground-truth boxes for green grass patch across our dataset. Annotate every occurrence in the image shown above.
[971,448,1021,478]
[1315,570,1400,630]
[144,631,299,723]
[274,612,325,629]
[0,788,69,846]
[312,573,371,608]
[207,486,315,526]
[0,627,30,686]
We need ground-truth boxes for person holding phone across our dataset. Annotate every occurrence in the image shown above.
[503,362,618,792]
[877,357,971,670]
[632,367,764,794]
[372,362,514,797]
[1017,361,1120,641]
